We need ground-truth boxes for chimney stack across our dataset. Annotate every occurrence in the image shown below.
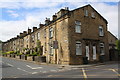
[65,7,69,10]
[45,18,50,25]
[39,23,44,28]
[20,33,23,37]
[57,7,69,18]
[33,27,37,32]
[23,31,27,36]
[52,15,57,21]
[17,35,19,38]
[28,29,31,34]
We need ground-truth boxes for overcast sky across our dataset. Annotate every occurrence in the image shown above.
[0,0,119,41]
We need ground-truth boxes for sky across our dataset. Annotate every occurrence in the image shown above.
[0,0,119,41]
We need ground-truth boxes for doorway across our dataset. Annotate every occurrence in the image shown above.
[86,46,90,60]
[93,46,97,60]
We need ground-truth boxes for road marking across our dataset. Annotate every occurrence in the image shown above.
[7,63,14,67]
[109,69,120,76]
[42,71,47,73]
[12,76,18,78]
[26,65,42,69]
[17,68,31,73]
[50,70,57,72]
[82,68,87,80]
[32,72,38,74]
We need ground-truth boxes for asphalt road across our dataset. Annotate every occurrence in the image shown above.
[1,57,120,80]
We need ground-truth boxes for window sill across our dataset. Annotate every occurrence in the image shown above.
[49,37,53,39]
[75,32,82,34]
[91,17,95,19]
[99,36,104,37]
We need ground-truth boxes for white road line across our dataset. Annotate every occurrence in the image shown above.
[109,69,120,76]
[32,72,38,74]
[42,71,47,73]
[26,65,42,69]
[82,68,87,79]
[17,68,31,73]
[7,63,14,67]
[50,70,57,72]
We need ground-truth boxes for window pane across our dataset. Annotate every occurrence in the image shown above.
[85,10,88,16]
[49,28,53,38]
[76,41,82,55]
[91,12,95,18]
[75,25,81,33]
[99,26,104,36]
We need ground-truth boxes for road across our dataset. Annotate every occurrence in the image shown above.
[1,57,120,80]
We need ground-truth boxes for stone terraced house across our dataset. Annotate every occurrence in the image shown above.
[2,4,117,65]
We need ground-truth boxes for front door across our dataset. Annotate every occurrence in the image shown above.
[93,46,97,60]
[86,46,90,60]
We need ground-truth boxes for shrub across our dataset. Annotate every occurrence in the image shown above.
[5,51,14,54]
[17,53,23,56]
[27,51,40,56]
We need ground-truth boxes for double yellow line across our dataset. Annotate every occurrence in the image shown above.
[82,68,87,80]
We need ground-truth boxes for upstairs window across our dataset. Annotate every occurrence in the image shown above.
[84,10,88,16]
[32,35,34,42]
[100,43,104,55]
[75,21,81,33]
[44,29,46,38]
[37,32,40,40]
[76,41,82,55]
[49,28,53,38]
[99,26,104,36]
[91,12,95,18]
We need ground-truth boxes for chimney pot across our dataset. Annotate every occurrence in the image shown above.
[33,27,37,32]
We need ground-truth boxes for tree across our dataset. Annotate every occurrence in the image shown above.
[36,40,42,55]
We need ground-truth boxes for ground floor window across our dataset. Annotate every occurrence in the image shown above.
[49,46,53,56]
[76,41,82,55]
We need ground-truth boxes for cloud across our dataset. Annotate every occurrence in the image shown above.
[65,2,118,37]
[0,2,62,9]
[7,10,19,18]
[90,2,118,37]
[0,0,119,2]
[0,2,118,41]
[0,20,27,41]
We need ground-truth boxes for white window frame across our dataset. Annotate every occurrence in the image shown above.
[37,32,40,40]
[91,12,95,18]
[84,10,88,16]
[75,21,81,33]
[100,43,104,55]
[76,41,82,55]
[49,28,53,38]
[99,26,104,36]
[32,35,34,42]
[49,45,53,56]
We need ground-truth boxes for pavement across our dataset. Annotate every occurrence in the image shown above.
[1,56,120,80]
